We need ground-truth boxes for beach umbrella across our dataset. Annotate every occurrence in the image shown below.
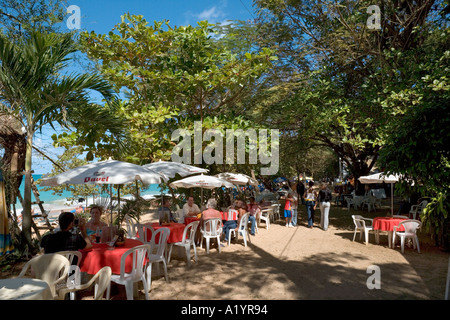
[0,170,14,256]
[169,174,234,205]
[40,160,168,228]
[40,159,168,187]
[358,172,400,216]
[143,160,208,179]
[143,160,208,212]
[216,172,259,187]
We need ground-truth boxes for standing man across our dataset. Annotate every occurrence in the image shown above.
[296,179,305,205]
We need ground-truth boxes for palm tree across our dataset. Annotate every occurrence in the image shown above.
[0,31,127,252]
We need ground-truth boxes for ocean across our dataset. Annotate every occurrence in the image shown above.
[15,174,166,215]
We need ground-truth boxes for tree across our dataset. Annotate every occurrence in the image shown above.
[79,15,276,168]
[0,31,127,253]
[0,0,68,39]
[252,0,446,185]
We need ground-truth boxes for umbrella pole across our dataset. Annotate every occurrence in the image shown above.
[118,185,121,219]
[201,187,203,209]
[391,183,394,216]
[110,185,114,241]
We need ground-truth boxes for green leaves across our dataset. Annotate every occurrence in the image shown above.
[80,15,275,164]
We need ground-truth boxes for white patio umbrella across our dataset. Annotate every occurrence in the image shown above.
[40,159,168,187]
[216,172,259,187]
[143,160,208,179]
[358,172,400,216]
[143,160,209,212]
[40,159,168,226]
[169,174,234,206]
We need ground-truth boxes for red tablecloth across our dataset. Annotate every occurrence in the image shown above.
[373,217,406,232]
[79,238,144,275]
[184,216,200,225]
[147,222,186,244]
[184,213,227,226]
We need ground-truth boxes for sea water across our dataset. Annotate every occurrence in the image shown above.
[14,174,166,214]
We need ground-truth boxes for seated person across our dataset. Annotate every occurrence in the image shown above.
[41,211,93,255]
[182,196,201,218]
[196,198,222,244]
[158,198,177,225]
[70,205,84,214]
[222,201,242,244]
[247,196,260,236]
[85,205,108,241]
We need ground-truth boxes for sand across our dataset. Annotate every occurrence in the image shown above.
[4,201,449,301]
[111,204,450,300]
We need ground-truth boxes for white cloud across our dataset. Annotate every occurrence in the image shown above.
[184,1,229,25]
[197,6,222,20]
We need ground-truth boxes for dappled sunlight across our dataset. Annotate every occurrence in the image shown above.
[146,218,448,300]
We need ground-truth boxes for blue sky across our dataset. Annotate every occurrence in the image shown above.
[73,0,255,32]
[32,0,257,173]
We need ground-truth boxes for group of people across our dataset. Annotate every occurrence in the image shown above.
[156,195,262,246]
[40,179,334,256]
[40,205,113,254]
[282,181,332,231]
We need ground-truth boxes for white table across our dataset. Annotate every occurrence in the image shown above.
[0,278,52,300]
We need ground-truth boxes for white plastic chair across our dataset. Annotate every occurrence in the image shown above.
[371,189,386,208]
[361,196,377,212]
[133,223,152,244]
[167,221,199,267]
[409,200,428,220]
[200,218,223,254]
[146,227,170,292]
[57,266,112,300]
[228,213,251,247]
[393,219,422,253]
[270,204,280,221]
[352,215,374,245]
[107,244,151,300]
[124,214,140,239]
[18,253,71,299]
[345,196,355,211]
[56,250,82,300]
[259,208,272,230]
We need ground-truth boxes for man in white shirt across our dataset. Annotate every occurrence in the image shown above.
[182,196,201,218]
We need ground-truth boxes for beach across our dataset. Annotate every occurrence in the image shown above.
[3,200,449,300]
[97,205,450,300]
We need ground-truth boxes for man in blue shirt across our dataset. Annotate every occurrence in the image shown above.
[158,198,177,225]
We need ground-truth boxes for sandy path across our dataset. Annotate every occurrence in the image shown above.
[121,210,449,300]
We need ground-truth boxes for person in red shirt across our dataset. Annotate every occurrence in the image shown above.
[247,197,260,235]
[283,187,295,228]
[196,198,222,245]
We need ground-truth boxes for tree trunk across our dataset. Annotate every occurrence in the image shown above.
[0,116,27,203]
[22,130,36,252]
